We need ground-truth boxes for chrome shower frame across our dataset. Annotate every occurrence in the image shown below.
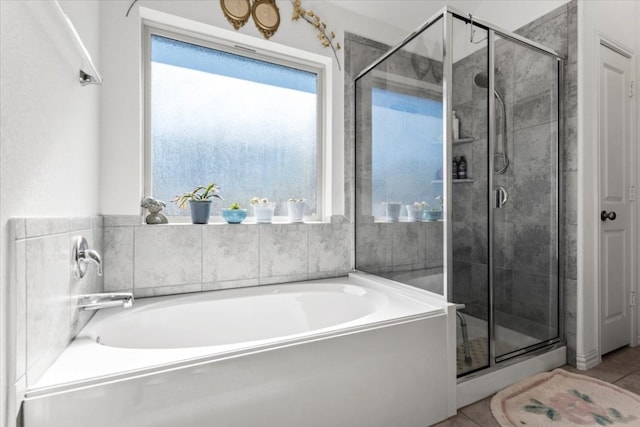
[355,6,565,377]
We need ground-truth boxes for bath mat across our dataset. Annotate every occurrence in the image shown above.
[490,368,640,426]
[457,337,488,374]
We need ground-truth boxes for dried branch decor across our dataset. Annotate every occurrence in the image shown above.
[290,0,341,70]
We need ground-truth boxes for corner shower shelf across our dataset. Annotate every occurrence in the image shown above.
[431,137,475,146]
[431,179,475,184]
[453,137,475,145]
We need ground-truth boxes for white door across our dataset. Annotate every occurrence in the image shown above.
[599,42,633,355]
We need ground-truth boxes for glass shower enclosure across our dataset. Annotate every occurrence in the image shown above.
[354,8,563,377]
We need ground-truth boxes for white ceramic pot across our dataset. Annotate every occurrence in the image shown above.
[253,202,276,224]
[383,202,402,222]
[287,200,306,223]
[406,205,425,222]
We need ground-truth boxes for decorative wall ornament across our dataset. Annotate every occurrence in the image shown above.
[220,0,252,30]
[251,0,280,39]
[290,0,342,70]
[125,0,138,17]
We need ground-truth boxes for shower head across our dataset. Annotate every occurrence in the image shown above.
[473,72,489,88]
[473,72,505,107]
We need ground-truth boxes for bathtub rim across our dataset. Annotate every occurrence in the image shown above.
[26,272,453,399]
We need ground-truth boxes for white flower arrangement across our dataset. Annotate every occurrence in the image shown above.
[250,197,270,205]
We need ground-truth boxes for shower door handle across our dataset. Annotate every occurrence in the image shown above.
[495,186,509,208]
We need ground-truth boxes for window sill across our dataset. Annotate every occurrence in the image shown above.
[165,216,332,225]
[103,215,347,227]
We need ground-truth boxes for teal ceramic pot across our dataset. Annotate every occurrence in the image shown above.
[222,209,247,224]
[424,210,442,221]
[189,200,212,224]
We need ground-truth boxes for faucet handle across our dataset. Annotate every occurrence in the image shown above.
[73,236,103,279]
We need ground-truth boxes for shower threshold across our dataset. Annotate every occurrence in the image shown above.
[456,314,556,376]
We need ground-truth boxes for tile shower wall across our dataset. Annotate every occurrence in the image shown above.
[10,217,104,388]
[103,216,352,297]
[520,0,578,365]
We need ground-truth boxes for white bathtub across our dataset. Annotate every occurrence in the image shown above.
[23,273,457,427]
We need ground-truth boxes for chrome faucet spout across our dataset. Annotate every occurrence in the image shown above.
[77,292,134,311]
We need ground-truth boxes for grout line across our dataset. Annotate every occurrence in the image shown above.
[131,226,136,295]
[257,224,262,284]
[201,225,204,291]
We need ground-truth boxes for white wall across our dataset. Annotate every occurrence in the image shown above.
[576,0,639,368]
[0,1,101,426]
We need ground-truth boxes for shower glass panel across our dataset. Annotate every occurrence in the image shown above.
[450,16,490,376]
[492,34,560,361]
[353,8,563,379]
[355,17,445,296]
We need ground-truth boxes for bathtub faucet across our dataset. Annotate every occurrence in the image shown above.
[72,236,103,278]
[77,292,134,311]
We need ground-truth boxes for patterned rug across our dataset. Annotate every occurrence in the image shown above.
[491,368,640,426]
[457,337,488,374]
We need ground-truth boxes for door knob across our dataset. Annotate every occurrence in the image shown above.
[600,210,616,221]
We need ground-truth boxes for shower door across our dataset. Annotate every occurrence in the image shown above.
[490,34,560,362]
[449,15,561,372]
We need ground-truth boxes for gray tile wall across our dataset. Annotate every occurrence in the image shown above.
[103,216,352,297]
[519,0,578,366]
[514,0,577,361]
[10,217,104,388]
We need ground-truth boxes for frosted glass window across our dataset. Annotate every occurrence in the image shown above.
[149,34,318,217]
[371,88,443,218]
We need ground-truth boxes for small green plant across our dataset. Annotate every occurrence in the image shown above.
[431,196,444,211]
[228,202,242,210]
[421,196,444,212]
[171,183,222,209]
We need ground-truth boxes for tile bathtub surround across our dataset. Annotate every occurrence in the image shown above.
[10,217,104,387]
[103,216,353,297]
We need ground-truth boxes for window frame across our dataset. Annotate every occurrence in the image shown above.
[142,17,332,222]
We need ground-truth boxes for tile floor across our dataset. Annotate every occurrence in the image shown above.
[433,345,640,426]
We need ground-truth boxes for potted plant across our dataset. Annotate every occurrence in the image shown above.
[287,198,306,223]
[172,183,222,224]
[423,196,443,221]
[250,197,276,224]
[383,201,402,222]
[407,202,426,222]
[222,202,248,224]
